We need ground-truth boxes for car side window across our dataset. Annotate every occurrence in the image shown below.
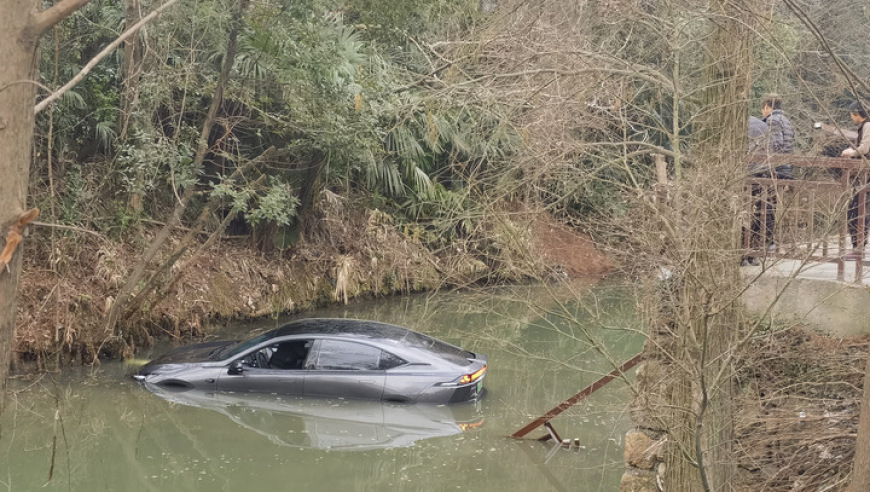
[379,351,406,370]
[238,340,313,370]
[312,340,382,371]
[240,347,272,368]
[268,340,312,370]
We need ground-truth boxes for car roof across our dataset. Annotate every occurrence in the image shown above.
[267,318,475,365]
[271,318,414,341]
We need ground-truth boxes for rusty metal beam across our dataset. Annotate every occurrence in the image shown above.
[512,352,644,439]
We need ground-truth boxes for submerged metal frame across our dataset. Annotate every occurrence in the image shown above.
[511,352,644,441]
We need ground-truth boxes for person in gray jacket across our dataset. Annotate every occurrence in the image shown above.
[761,93,795,176]
[749,116,768,151]
[745,95,794,265]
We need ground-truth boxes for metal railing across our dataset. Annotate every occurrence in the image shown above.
[745,154,870,283]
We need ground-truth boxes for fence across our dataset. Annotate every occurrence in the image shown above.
[745,154,870,283]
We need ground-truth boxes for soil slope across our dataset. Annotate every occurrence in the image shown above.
[14,204,611,367]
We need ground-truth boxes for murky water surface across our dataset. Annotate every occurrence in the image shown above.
[1,282,643,491]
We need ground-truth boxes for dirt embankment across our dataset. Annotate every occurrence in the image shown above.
[734,329,870,491]
[14,200,611,368]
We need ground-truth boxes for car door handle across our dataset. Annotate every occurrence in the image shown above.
[205,378,215,383]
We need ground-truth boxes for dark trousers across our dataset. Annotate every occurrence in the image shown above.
[848,190,869,249]
[748,183,776,251]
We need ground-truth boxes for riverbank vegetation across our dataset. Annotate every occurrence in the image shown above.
[733,327,869,491]
[11,0,627,367]
[3,0,870,489]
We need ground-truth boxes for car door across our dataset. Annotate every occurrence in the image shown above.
[218,340,311,395]
[303,339,386,400]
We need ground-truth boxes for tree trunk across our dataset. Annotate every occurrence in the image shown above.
[0,0,89,412]
[0,0,39,412]
[643,2,755,491]
[103,0,248,340]
[120,0,144,212]
[853,353,870,489]
[663,1,755,489]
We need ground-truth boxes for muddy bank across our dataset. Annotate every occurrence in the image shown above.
[15,199,611,368]
[733,328,869,491]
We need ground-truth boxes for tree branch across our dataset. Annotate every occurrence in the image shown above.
[34,0,182,114]
[27,0,91,39]
[782,0,870,97]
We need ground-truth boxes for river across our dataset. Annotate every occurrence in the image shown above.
[0,281,644,491]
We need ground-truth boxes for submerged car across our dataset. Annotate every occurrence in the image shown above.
[134,318,487,404]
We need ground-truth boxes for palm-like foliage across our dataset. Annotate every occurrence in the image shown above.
[34,0,518,243]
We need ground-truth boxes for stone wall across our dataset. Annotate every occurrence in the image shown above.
[619,359,667,492]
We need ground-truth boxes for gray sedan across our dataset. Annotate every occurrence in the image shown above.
[134,318,488,404]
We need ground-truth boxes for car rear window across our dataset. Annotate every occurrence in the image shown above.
[400,332,473,366]
[313,340,382,370]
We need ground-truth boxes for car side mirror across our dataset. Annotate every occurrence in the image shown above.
[228,361,245,375]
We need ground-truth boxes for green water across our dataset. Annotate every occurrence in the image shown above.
[0,282,644,491]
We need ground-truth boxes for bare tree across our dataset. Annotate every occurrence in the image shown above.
[429,0,769,489]
[0,0,91,412]
[102,0,250,344]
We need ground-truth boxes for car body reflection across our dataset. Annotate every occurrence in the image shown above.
[143,383,485,451]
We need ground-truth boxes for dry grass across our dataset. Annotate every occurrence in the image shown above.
[733,328,869,491]
[14,191,610,366]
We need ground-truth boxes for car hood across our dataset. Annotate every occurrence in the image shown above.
[141,340,237,367]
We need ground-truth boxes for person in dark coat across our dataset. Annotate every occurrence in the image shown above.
[744,95,795,265]
[743,116,770,266]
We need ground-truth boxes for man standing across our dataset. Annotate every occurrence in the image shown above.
[761,93,795,176]
[746,94,794,264]
[840,100,870,255]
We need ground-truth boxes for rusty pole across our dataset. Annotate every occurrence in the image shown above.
[512,352,643,439]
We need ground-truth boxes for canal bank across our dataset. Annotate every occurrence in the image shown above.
[619,259,870,491]
[741,258,870,337]
[14,205,611,368]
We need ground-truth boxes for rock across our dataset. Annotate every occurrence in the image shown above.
[625,429,664,470]
[619,469,659,492]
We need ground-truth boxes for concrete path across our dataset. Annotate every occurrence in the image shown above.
[743,256,870,285]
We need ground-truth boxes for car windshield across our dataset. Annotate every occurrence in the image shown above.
[400,331,474,366]
[210,331,276,361]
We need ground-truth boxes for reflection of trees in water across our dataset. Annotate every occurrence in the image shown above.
[296,280,642,359]
[2,378,258,489]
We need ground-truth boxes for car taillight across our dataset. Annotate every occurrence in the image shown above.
[459,365,486,384]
